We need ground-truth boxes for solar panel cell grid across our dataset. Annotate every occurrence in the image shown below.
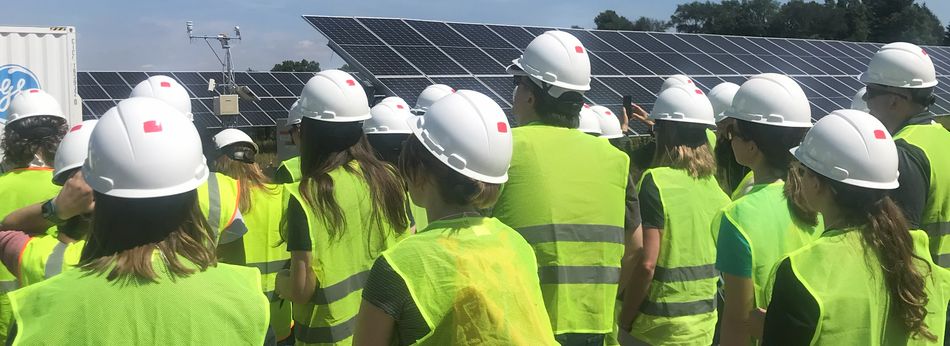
[449,23,514,49]
[590,54,622,75]
[583,78,622,105]
[340,45,420,75]
[654,53,710,75]
[598,77,653,102]
[359,18,431,46]
[683,53,735,74]
[651,34,700,54]
[89,72,127,86]
[626,52,678,75]
[623,32,672,53]
[482,48,522,68]
[562,29,615,52]
[593,52,652,75]
[477,77,515,104]
[432,76,509,107]
[78,85,108,100]
[592,31,645,52]
[678,35,727,54]
[393,46,467,75]
[306,16,381,45]
[488,25,536,49]
[708,54,759,75]
[376,77,433,107]
[441,47,507,74]
[407,20,473,47]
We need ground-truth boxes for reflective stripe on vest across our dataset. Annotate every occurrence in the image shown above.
[383,217,557,345]
[207,172,221,234]
[785,229,950,344]
[895,123,950,268]
[630,167,730,345]
[44,242,68,279]
[491,125,629,334]
[284,162,406,345]
[197,173,241,242]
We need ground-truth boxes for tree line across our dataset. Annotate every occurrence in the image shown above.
[595,0,948,45]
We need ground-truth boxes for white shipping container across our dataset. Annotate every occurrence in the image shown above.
[0,26,81,126]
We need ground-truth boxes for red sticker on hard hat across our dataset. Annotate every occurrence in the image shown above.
[606,111,612,115]
[396,104,404,109]
[346,80,356,86]
[143,120,163,133]
[497,122,508,133]
[687,80,693,84]
[29,89,39,93]
[575,46,584,53]
[160,81,171,88]
[451,89,456,93]
[584,104,591,108]
[922,49,928,56]
[70,124,82,132]
[874,130,886,139]
[695,89,703,95]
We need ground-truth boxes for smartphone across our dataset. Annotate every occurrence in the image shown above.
[622,95,633,115]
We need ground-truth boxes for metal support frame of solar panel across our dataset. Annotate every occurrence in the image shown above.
[77,71,314,129]
[304,15,950,135]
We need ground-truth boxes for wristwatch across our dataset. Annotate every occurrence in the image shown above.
[41,199,67,225]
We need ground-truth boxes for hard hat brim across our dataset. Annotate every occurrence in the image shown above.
[506,60,529,76]
[406,115,508,185]
[790,146,899,190]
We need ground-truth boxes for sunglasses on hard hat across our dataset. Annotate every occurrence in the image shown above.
[863,86,909,101]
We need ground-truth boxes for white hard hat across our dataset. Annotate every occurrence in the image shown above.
[284,100,304,128]
[507,31,591,97]
[213,128,258,152]
[83,97,209,198]
[52,120,98,185]
[792,109,898,189]
[407,90,512,184]
[379,96,411,111]
[859,42,937,89]
[578,104,603,135]
[130,75,193,121]
[7,89,66,124]
[851,87,869,112]
[660,74,694,92]
[591,105,623,139]
[298,69,371,123]
[650,84,716,126]
[726,73,812,128]
[708,82,741,123]
[413,84,455,114]
[365,101,413,134]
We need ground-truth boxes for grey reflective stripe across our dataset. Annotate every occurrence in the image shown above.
[207,174,221,237]
[45,242,68,279]
[654,264,718,283]
[937,254,950,268]
[922,222,950,237]
[248,258,289,275]
[294,315,355,344]
[640,298,717,317]
[311,270,370,304]
[218,218,248,245]
[517,224,624,245]
[0,280,17,292]
[537,266,620,284]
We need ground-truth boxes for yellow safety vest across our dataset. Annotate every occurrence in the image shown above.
[197,172,241,243]
[241,183,292,341]
[285,161,407,345]
[492,124,629,335]
[894,123,950,268]
[18,235,85,287]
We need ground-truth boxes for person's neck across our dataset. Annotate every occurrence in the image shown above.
[517,111,541,125]
[751,161,782,185]
[818,202,847,231]
[886,109,926,134]
[425,202,479,225]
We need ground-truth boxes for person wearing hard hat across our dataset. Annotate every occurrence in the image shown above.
[708,82,753,198]
[275,100,304,184]
[131,75,247,247]
[411,84,454,115]
[211,128,293,344]
[275,70,409,345]
[7,97,269,344]
[617,84,729,346]
[712,74,823,345]
[762,109,950,344]
[353,90,557,345]
[364,97,429,231]
[578,104,604,136]
[0,120,96,292]
[860,42,950,271]
[494,30,629,345]
[0,88,68,341]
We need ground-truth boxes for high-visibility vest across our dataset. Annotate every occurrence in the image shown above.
[0,167,61,342]
[409,197,428,231]
[285,161,407,345]
[630,167,730,346]
[18,235,85,287]
[383,216,558,345]
[279,156,302,183]
[241,183,292,341]
[706,128,717,153]
[492,124,629,335]
[774,229,950,345]
[894,123,950,268]
[731,171,755,201]
[197,172,241,243]
[712,181,822,308]
[9,253,270,345]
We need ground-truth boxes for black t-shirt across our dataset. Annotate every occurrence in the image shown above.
[362,258,429,345]
[637,173,664,230]
[285,197,312,251]
[625,173,642,230]
[274,164,295,185]
[892,139,930,229]
[762,258,819,345]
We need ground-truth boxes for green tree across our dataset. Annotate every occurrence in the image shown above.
[865,0,944,45]
[339,63,356,72]
[769,0,868,41]
[670,0,780,37]
[595,10,635,30]
[270,59,320,72]
[945,23,950,45]
[631,17,673,32]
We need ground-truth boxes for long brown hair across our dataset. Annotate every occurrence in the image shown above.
[298,118,408,240]
[80,190,217,282]
[651,120,716,178]
[787,164,936,341]
[398,136,501,210]
[213,147,279,214]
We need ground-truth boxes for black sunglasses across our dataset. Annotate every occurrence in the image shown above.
[864,87,909,101]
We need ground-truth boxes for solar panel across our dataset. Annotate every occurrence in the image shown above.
[303,16,950,133]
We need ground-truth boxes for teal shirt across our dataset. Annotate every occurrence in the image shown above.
[715,214,752,278]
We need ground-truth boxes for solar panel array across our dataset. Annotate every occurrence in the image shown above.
[78,71,317,129]
[304,15,950,135]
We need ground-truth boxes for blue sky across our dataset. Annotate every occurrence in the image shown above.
[4,0,948,71]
